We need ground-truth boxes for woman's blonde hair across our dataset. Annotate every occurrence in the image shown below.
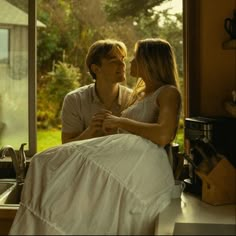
[129,38,180,105]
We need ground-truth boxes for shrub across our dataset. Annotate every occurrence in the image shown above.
[37,61,81,129]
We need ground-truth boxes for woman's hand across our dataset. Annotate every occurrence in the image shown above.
[102,114,121,134]
[88,110,112,134]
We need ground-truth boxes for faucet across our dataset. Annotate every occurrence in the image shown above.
[0,143,27,184]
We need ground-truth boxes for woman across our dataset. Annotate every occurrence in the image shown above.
[10,38,182,235]
[103,38,181,146]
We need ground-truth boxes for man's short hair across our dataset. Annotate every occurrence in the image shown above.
[85,39,127,80]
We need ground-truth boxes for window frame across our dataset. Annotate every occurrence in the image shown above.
[0,0,36,157]
[28,0,37,156]
[29,0,196,156]
[183,0,200,117]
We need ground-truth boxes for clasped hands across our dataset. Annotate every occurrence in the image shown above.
[90,109,121,135]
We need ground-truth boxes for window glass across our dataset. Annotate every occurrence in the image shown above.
[0,29,9,64]
[36,0,183,152]
[0,0,29,151]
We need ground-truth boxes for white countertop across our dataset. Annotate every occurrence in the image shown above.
[157,192,236,235]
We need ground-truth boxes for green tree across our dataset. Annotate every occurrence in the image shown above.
[103,0,166,19]
[103,0,183,77]
[37,61,81,129]
[37,0,98,84]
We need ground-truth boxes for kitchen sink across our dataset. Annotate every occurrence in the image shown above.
[0,179,23,205]
[0,182,15,195]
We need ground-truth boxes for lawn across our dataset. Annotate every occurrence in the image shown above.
[175,128,184,152]
[37,129,61,152]
[37,128,184,153]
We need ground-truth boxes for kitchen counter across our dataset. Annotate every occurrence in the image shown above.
[0,158,28,235]
[157,192,236,235]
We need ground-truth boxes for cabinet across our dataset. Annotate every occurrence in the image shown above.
[0,208,17,235]
[222,39,236,49]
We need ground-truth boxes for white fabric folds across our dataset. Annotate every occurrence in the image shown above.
[10,133,174,235]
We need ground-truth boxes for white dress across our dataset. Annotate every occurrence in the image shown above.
[9,86,175,235]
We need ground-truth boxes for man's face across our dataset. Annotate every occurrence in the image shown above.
[96,50,126,84]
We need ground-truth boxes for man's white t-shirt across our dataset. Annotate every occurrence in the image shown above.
[61,83,132,134]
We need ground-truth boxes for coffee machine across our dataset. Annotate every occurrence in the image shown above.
[184,116,236,195]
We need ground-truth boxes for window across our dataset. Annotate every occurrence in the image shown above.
[0,28,9,64]
[0,0,36,156]
[36,0,184,152]
[1,0,186,156]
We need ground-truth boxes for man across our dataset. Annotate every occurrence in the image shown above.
[61,39,132,143]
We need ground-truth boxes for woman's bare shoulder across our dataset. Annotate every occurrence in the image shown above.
[156,85,181,105]
[158,85,180,97]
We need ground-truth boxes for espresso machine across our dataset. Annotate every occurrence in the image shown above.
[184,116,236,195]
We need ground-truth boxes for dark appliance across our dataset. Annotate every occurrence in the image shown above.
[184,116,236,195]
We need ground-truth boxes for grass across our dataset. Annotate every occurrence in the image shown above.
[37,129,61,152]
[37,128,184,153]
[175,128,184,153]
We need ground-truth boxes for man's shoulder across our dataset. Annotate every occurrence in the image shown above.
[66,84,95,97]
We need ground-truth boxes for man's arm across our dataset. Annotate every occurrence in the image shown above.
[62,128,98,144]
[62,110,112,144]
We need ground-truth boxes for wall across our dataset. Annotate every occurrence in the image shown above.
[199,0,236,116]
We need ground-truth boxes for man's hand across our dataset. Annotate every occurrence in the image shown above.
[88,110,112,135]
[102,114,121,134]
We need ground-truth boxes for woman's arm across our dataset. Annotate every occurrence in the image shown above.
[102,86,181,146]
